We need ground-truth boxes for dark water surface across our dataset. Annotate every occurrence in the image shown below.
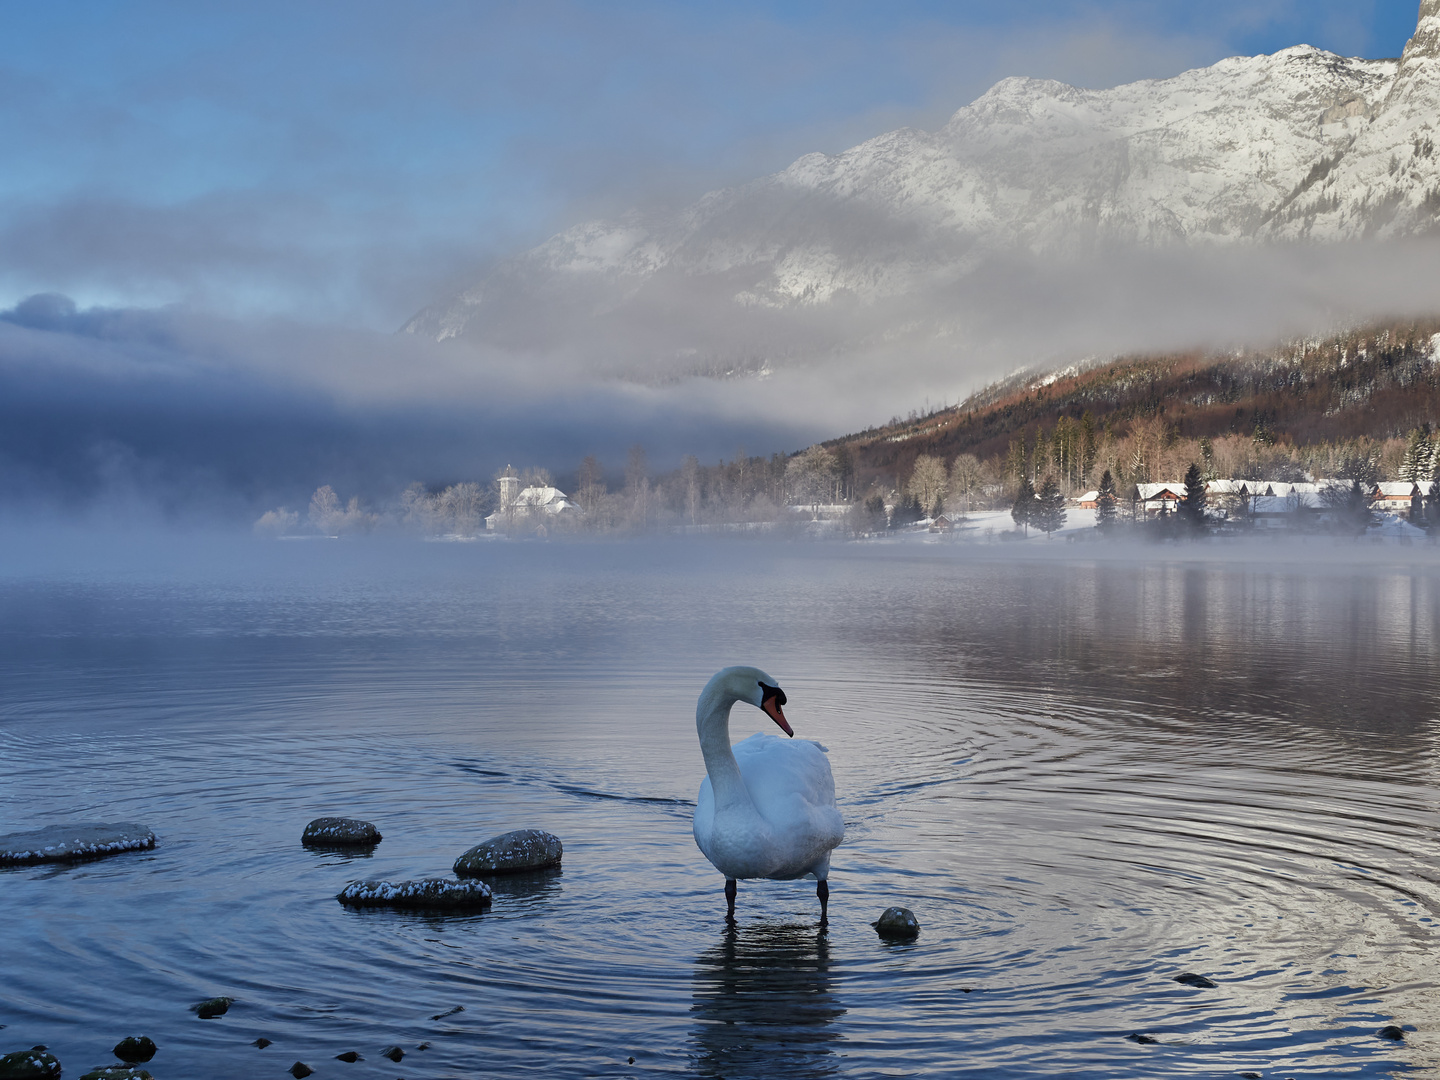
[3,535,1440,1078]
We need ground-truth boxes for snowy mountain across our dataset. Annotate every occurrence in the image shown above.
[405,3,1440,370]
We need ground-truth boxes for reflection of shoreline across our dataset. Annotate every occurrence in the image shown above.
[689,923,845,1080]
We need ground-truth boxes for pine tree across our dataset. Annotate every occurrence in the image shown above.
[1011,477,1036,535]
[1401,428,1432,484]
[1180,462,1207,530]
[1035,475,1066,537]
[1429,457,1440,529]
[1096,469,1118,533]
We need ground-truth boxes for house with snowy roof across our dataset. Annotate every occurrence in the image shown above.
[1372,481,1432,517]
[1135,483,1187,515]
[485,472,581,532]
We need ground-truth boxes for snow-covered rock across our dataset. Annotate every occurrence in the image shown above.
[406,5,1440,366]
[0,823,156,866]
[336,878,494,910]
[453,829,563,875]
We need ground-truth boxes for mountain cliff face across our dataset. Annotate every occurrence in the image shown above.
[406,5,1440,367]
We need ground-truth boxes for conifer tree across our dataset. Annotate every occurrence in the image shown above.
[1011,477,1036,535]
[1035,475,1066,537]
[1096,469,1118,532]
[1180,462,1207,530]
[1429,457,1440,529]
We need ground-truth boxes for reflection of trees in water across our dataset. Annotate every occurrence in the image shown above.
[690,923,845,1080]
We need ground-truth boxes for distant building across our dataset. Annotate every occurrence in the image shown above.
[1373,481,1431,517]
[1135,483,1187,515]
[1077,490,1100,508]
[485,483,581,531]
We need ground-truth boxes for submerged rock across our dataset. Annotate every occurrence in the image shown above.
[336,878,492,910]
[289,1062,313,1078]
[253,1038,272,1049]
[1126,1033,1159,1045]
[191,996,233,1019]
[302,817,381,846]
[0,1048,61,1079]
[79,1068,153,1080]
[112,1037,156,1064]
[430,1005,463,1021]
[381,1046,404,1062]
[335,1051,362,1062]
[873,907,920,940]
[1173,972,1217,988]
[1378,1025,1407,1041]
[0,823,155,866]
[454,829,562,876]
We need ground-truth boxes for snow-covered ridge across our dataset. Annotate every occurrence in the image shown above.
[406,7,1440,351]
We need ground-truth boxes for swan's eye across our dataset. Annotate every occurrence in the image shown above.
[759,681,787,707]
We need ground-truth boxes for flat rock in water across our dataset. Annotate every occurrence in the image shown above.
[337,878,493,910]
[453,829,562,875]
[302,817,381,845]
[79,1068,154,1080]
[112,1037,156,1064]
[0,1048,61,1079]
[1378,1025,1407,1040]
[1173,972,1217,988]
[873,907,920,940]
[0,823,155,866]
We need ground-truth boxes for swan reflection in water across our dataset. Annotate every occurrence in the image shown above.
[690,923,845,1079]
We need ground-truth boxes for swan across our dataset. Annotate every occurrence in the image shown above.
[692,666,845,922]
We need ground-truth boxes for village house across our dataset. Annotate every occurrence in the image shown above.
[1373,481,1432,518]
[484,472,581,532]
[1134,482,1187,515]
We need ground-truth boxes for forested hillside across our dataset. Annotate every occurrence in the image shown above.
[831,318,1440,499]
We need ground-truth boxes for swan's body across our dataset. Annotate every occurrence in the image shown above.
[692,666,845,921]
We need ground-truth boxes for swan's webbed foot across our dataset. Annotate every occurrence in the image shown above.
[817,879,829,925]
[725,878,737,923]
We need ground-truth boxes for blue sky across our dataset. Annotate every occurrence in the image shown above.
[0,1,1427,327]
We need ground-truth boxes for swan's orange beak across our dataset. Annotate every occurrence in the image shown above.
[761,695,793,737]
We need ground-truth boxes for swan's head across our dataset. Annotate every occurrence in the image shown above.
[704,665,793,737]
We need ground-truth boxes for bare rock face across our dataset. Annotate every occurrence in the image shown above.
[336,878,493,910]
[0,823,155,866]
[301,817,381,846]
[0,1047,61,1079]
[453,829,563,876]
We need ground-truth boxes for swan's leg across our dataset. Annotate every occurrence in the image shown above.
[725,878,737,921]
[817,879,829,924]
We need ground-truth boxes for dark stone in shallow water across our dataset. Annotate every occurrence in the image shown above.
[337,878,492,910]
[302,817,381,846]
[1378,1025,1406,1041]
[79,1068,153,1080]
[0,1048,61,1079]
[112,1037,155,1064]
[454,829,562,875]
[191,996,233,1019]
[1126,1033,1159,1044]
[1173,972,1217,988]
[0,823,155,866]
[335,1050,362,1062]
[253,1038,271,1049]
[382,1046,404,1062]
[289,1062,313,1078]
[873,907,920,940]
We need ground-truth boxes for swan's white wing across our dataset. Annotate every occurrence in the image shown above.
[731,733,845,878]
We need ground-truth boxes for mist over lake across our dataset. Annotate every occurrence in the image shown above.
[3,535,1438,1078]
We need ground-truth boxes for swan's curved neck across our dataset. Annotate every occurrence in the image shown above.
[697,681,753,811]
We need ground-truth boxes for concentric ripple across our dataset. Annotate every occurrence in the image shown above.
[1,538,1439,1078]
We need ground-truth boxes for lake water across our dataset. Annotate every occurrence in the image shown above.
[2,534,1440,1078]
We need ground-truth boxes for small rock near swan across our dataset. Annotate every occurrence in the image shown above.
[873,907,920,940]
[1378,1025,1407,1041]
[112,1037,156,1064]
[336,878,492,910]
[302,817,381,845]
[79,1069,153,1080]
[191,996,233,1019]
[453,829,562,876]
[381,1046,404,1062]
[0,823,156,866]
[0,1048,61,1079]
[1173,972,1217,988]
[289,1062,313,1078]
